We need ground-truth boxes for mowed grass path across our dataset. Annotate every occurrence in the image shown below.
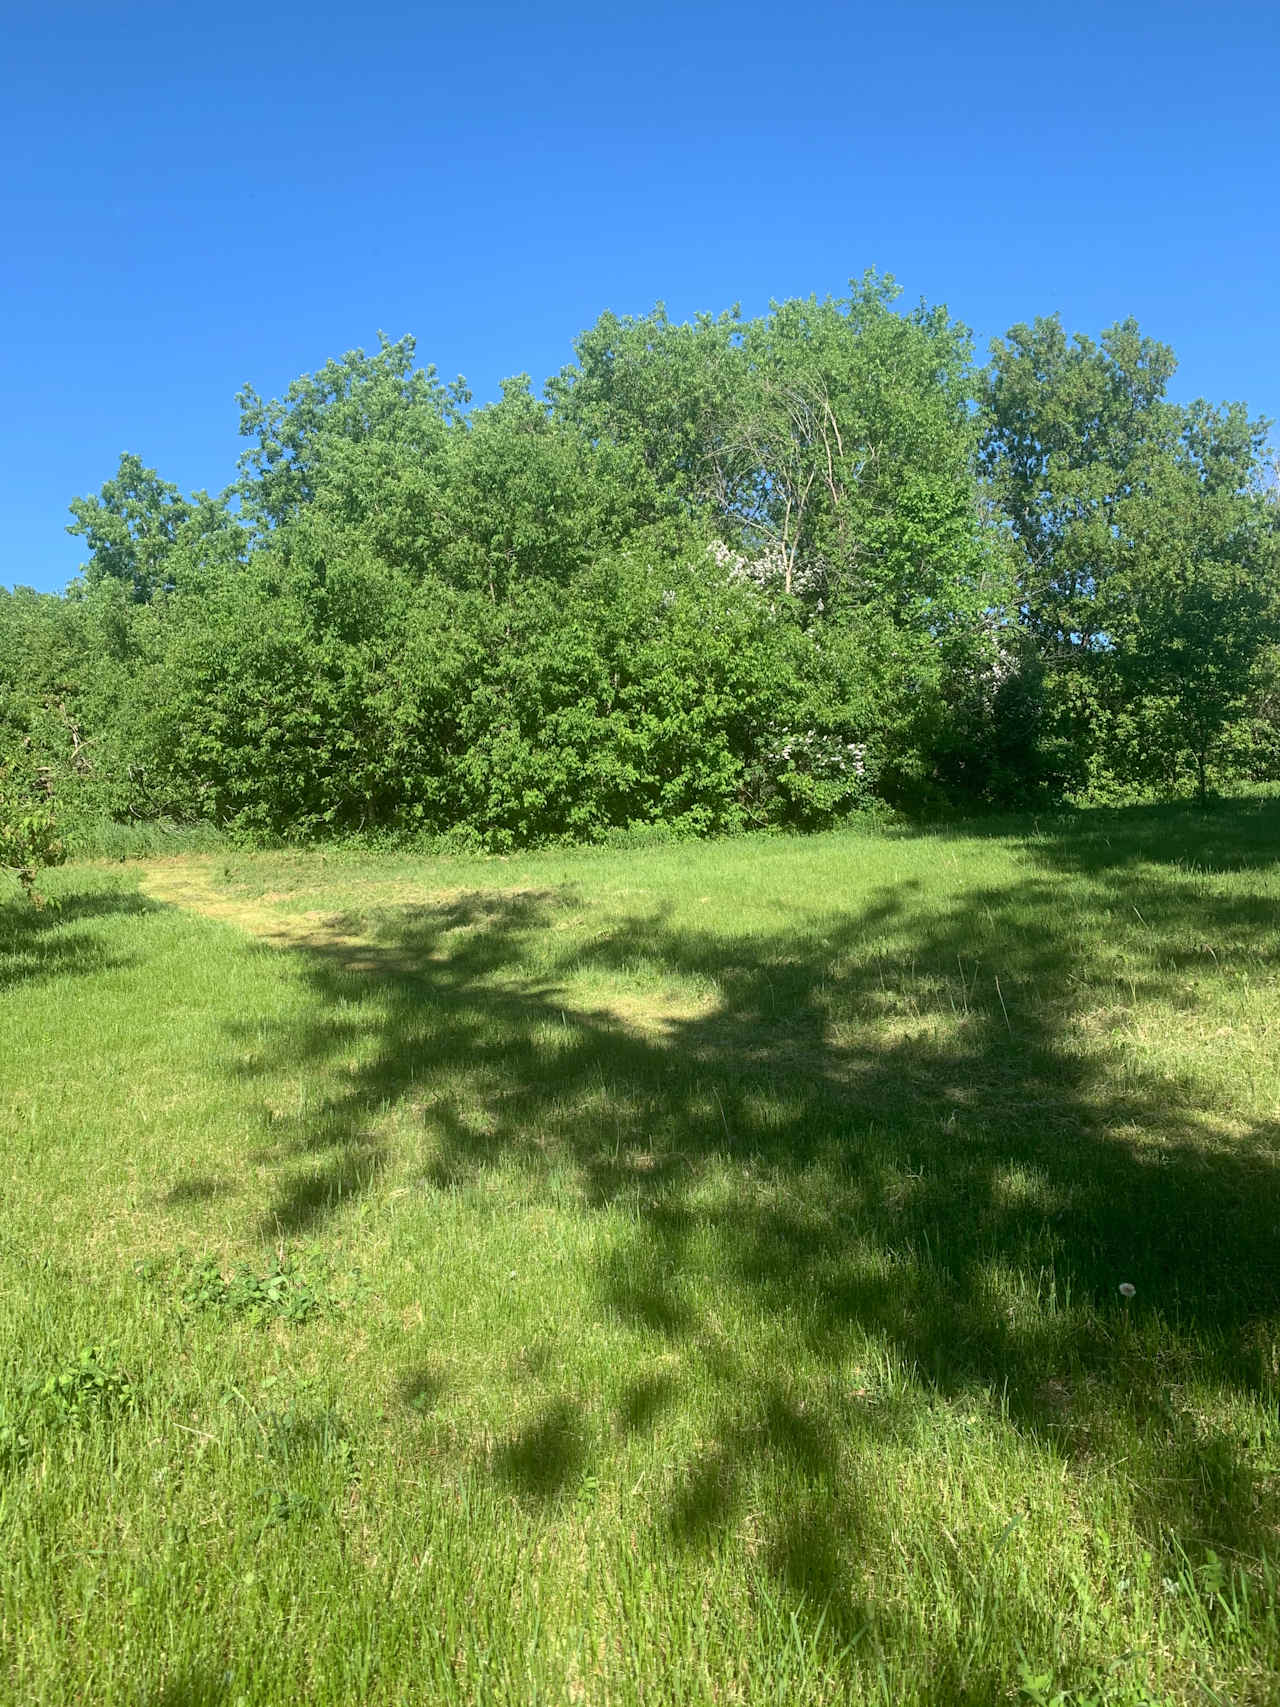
[3,804,1280,1705]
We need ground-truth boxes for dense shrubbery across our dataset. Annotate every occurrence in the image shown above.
[2,273,1277,861]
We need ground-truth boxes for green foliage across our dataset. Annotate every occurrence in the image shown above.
[1109,463,1278,799]
[0,763,66,903]
[7,276,1276,848]
[980,314,1182,654]
[553,272,985,618]
[66,454,192,602]
[982,313,1277,799]
[176,1250,357,1325]
[67,454,247,602]
[0,585,95,791]
[423,378,662,602]
[234,331,468,530]
[441,550,803,844]
[35,1346,134,1427]
[103,528,411,835]
[0,1345,135,1475]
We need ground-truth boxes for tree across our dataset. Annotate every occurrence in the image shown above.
[234,332,469,531]
[981,316,1274,799]
[67,455,248,602]
[736,277,981,608]
[979,315,1182,655]
[37,282,1277,844]
[0,764,65,904]
[547,303,750,523]
[67,454,192,602]
[551,274,985,610]
[1109,444,1277,801]
[409,377,661,601]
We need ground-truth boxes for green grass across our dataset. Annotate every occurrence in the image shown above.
[3,801,1280,1705]
[59,813,231,863]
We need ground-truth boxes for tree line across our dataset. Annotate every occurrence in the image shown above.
[3,271,1278,870]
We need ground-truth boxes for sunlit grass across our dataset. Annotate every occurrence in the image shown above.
[3,801,1280,1703]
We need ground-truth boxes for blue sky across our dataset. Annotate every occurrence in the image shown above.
[4,0,1277,593]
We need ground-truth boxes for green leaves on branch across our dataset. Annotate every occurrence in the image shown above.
[0,765,65,904]
[981,312,1278,799]
[551,272,985,620]
[67,454,247,603]
[8,275,1277,850]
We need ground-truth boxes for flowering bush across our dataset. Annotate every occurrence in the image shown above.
[707,538,826,598]
[744,723,874,827]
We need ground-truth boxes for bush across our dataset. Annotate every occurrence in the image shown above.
[0,764,66,904]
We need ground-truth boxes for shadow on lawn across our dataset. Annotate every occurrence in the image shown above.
[227,800,1280,1645]
[0,888,151,993]
[964,792,1280,878]
[237,889,570,1237]
[145,1670,229,1707]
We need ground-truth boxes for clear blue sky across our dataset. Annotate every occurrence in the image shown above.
[4,0,1277,593]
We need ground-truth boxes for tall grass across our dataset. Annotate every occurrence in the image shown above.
[2,800,1279,1704]
[60,813,230,862]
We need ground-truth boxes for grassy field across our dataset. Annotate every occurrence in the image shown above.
[3,802,1280,1705]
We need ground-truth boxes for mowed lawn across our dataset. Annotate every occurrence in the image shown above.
[3,804,1280,1706]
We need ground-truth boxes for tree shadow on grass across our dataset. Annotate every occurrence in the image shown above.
[0,889,152,993]
[957,791,1280,878]
[163,1174,236,1206]
[493,1397,587,1502]
[227,805,1280,1665]
[233,889,573,1238]
[144,1670,228,1707]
